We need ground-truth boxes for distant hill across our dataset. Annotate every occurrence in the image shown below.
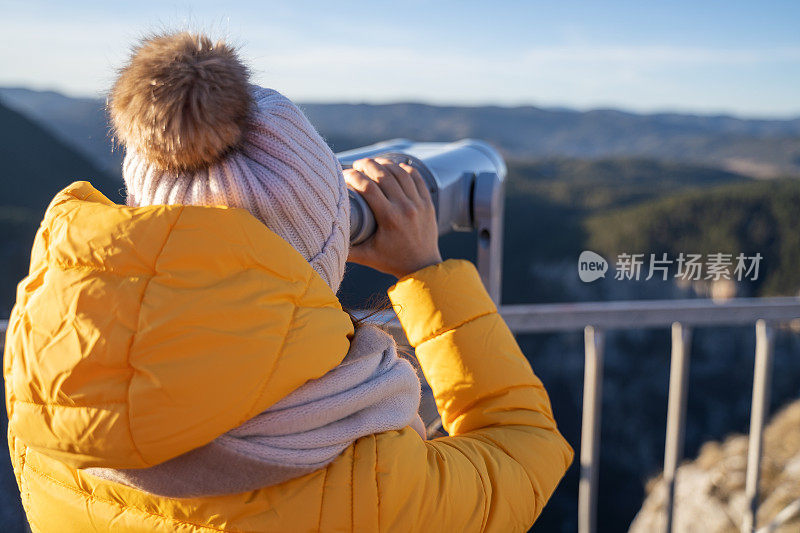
[0,100,121,316]
[301,102,800,178]
[0,99,122,210]
[2,87,800,178]
[586,179,800,296]
[504,157,749,211]
[0,87,123,176]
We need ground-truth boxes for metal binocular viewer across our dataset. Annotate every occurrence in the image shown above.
[337,139,507,302]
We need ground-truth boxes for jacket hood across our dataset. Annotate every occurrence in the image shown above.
[4,181,354,469]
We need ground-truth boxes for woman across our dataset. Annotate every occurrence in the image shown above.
[4,31,572,532]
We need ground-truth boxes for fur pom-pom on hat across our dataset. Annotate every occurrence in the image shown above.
[113,31,350,294]
[109,32,252,171]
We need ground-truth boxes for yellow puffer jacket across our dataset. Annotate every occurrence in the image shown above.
[4,181,573,532]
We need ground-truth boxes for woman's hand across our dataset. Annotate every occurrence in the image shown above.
[345,157,442,279]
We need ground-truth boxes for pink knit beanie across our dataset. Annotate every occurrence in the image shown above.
[109,32,349,293]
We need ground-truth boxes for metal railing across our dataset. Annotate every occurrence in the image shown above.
[363,296,800,533]
[511,297,800,533]
[4,296,800,532]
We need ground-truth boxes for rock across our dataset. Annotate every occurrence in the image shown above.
[629,398,800,532]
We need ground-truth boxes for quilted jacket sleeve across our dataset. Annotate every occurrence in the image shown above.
[380,259,573,532]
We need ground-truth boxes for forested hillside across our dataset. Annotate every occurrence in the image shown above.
[587,179,800,296]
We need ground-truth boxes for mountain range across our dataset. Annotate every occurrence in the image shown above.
[2,87,800,178]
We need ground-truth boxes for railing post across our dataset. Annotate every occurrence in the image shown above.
[474,171,505,304]
[742,319,776,533]
[756,498,800,533]
[663,322,692,532]
[579,326,604,533]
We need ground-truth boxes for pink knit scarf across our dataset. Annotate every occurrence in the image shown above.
[85,324,425,497]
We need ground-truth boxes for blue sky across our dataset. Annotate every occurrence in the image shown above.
[2,0,799,117]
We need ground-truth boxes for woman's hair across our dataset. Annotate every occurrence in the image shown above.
[345,297,421,372]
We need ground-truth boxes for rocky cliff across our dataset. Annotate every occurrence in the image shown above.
[629,398,800,532]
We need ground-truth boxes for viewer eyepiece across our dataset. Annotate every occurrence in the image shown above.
[338,139,507,245]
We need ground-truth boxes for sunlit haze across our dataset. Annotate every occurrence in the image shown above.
[2,0,799,117]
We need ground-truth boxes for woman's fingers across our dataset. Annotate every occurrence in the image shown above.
[345,240,374,265]
[374,157,419,200]
[343,168,391,216]
[352,158,407,202]
[399,163,433,204]
[345,158,442,278]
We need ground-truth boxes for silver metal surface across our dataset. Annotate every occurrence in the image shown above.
[663,322,693,533]
[743,320,776,533]
[473,171,505,303]
[579,326,604,533]
[756,498,800,533]
[347,190,378,246]
[338,138,507,241]
[338,138,507,303]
